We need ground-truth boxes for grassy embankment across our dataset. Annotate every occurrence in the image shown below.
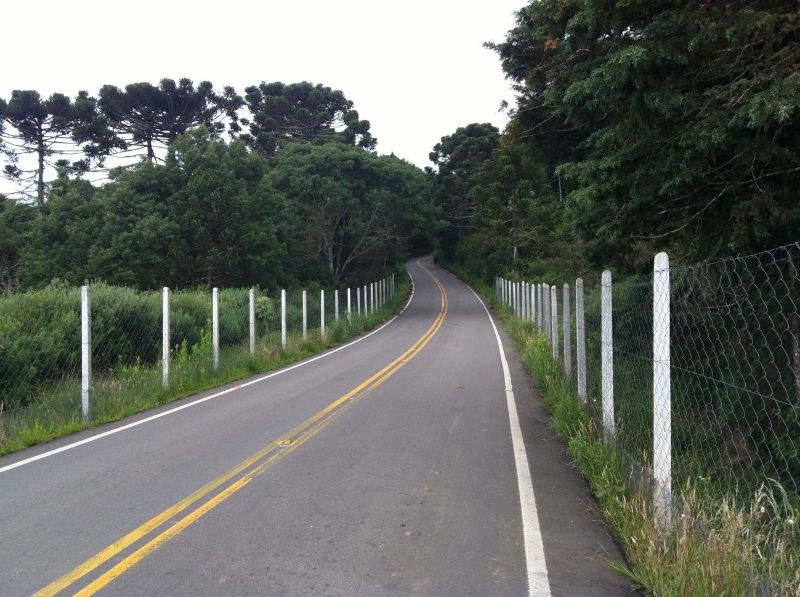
[442,263,799,596]
[0,276,409,455]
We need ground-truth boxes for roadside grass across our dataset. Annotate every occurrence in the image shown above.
[0,281,409,456]
[441,264,799,595]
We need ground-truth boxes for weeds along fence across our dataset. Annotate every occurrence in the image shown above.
[0,274,398,450]
[497,243,800,530]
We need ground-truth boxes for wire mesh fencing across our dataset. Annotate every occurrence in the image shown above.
[0,275,399,453]
[496,243,800,530]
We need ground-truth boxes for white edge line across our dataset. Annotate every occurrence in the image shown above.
[465,281,551,597]
[0,269,417,475]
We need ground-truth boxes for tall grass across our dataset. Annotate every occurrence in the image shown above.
[522,325,799,594]
[0,278,408,455]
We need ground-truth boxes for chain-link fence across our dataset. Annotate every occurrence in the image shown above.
[0,274,399,453]
[497,243,800,527]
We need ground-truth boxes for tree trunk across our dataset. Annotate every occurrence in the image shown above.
[36,125,45,218]
[146,137,155,163]
[791,313,800,400]
[509,197,518,265]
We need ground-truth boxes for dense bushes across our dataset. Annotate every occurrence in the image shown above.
[0,283,265,410]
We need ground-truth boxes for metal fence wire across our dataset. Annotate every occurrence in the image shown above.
[497,242,800,514]
[669,244,800,500]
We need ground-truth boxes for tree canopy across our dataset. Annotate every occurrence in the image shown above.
[241,81,377,158]
[432,0,800,280]
[3,126,433,292]
[263,143,433,284]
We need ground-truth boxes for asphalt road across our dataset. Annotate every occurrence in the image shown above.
[0,258,632,596]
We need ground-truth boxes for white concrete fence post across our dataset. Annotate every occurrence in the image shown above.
[576,278,587,403]
[601,270,614,442]
[212,287,220,370]
[347,287,351,320]
[653,252,672,532]
[162,287,170,388]
[335,289,339,321]
[522,282,531,321]
[563,283,571,376]
[302,289,307,339]
[530,283,536,324]
[320,289,325,336]
[542,284,547,338]
[249,288,256,358]
[540,283,545,333]
[550,285,559,359]
[544,283,550,341]
[281,289,286,349]
[363,285,368,314]
[81,285,91,422]
[357,286,361,315]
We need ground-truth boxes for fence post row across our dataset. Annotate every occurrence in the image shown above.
[653,252,672,532]
[320,289,325,336]
[550,285,558,359]
[81,285,91,423]
[575,278,586,402]
[249,288,256,357]
[281,289,287,349]
[497,258,670,533]
[162,287,170,389]
[563,283,571,376]
[212,287,220,370]
[601,270,614,442]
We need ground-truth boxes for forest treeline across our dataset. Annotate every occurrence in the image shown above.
[2,0,799,292]
[0,81,435,291]
[429,0,799,281]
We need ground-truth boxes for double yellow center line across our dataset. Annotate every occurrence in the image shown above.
[36,264,447,596]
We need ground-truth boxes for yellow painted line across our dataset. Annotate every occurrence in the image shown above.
[36,263,446,597]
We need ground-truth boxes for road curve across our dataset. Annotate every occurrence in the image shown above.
[0,258,630,596]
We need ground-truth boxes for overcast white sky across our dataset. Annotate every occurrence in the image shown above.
[2,0,522,182]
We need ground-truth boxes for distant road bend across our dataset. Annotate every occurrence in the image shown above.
[0,258,630,596]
